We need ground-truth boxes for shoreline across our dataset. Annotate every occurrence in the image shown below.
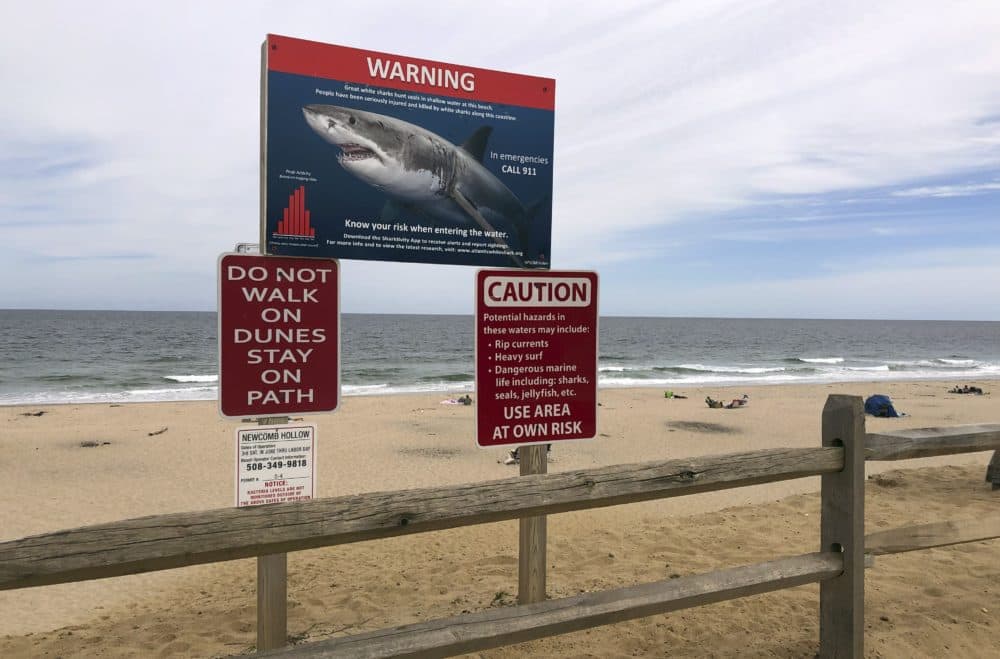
[3,372,999,409]
[1,379,997,654]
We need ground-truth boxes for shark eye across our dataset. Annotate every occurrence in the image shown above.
[348,116,356,125]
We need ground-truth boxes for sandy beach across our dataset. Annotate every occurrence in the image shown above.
[1,379,997,657]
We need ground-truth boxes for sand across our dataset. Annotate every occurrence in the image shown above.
[0,380,997,657]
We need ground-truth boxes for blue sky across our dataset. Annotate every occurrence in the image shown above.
[2,1,999,319]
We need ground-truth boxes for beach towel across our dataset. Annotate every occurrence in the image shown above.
[864,394,900,418]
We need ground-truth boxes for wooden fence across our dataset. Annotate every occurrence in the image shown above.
[1,395,999,657]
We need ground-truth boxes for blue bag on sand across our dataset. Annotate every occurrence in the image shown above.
[864,394,899,418]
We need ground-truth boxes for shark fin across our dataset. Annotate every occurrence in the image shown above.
[460,127,493,163]
[451,187,524,267]
[505,196,546,263]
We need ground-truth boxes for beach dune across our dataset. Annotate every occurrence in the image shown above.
[1,380,997,657]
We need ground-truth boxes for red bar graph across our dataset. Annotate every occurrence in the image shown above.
[276,186,316,237]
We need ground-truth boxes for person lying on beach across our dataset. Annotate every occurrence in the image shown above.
[948,385,985,395]
[706,395,749,409]
[725,394,750,409]
[441,395,474,405]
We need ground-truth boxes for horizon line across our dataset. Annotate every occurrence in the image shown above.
[1,307,997,323]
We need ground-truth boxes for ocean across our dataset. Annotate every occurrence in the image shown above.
[0,310,998,406]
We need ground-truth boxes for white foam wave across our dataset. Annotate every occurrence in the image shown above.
[886,359,937,367]
[0,384,220,406]
[343,383,390,395]
[846,365,890,372]
[164,374,218,383]
[342,381,474,396]
[676,363,785,374]
[938,358,976,365]
[800,357,844,364]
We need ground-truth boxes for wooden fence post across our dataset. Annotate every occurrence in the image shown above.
[255,416,289,652]
[519,444,547,604]
[986,451,1000,490]
[819,395,865,658]
[257,553,287,651]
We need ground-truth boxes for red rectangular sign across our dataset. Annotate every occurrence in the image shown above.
[218,254,339,418]
[267,34,556,111]
[475,270,598,447]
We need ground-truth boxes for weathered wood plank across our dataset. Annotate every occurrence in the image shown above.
[865,516,1000,556]
[0,447,842,591]
[258,553,288,651]
[262,552,843,658]
[820,395,865,658]
[256,417,289,652]
[518,444,547,605]
[866,424,1000,461]
[986,451,1000,490]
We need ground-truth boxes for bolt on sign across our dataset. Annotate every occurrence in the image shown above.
[218,253,339,418]
[475,269,598,447]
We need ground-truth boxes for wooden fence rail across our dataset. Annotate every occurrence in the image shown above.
[0,446,842,591]
[1,397,998,658]
[260,552,845,659]
[866,423,1000,460]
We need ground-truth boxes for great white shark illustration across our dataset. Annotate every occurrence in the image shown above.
[302,104,542,267]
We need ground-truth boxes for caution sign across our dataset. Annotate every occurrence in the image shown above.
[218,253,339,418]
[236,424,316,507]
[475,270,598,447]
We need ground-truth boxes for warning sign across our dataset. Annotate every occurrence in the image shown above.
[236,424,316,507]
[218,253,339,418]
[475,269,598,448]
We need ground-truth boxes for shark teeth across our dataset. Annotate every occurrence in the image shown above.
[339,144,376,161]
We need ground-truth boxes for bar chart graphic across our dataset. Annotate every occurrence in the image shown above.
[275,186,315,237]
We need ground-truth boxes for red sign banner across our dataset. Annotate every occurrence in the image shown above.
[218,254,339,418]
[475,269,599,448]
[267,34,555,111]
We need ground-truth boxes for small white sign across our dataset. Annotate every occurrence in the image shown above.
[236,424,316,507]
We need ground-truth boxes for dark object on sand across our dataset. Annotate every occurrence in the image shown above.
[148,427,168,436]
[79,440,111,448]
[705,394,748,409]
[667,420,737,434]
[949,385,985,395]
[663,391,688,399]
[864,394,901,418]
[21,411,46,417]
[725,394,749,409]
[458,395,473,406]
[504,444,552,465]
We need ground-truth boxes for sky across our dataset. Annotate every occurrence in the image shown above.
[2,1,999,320]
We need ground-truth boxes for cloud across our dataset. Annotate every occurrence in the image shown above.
[607,246,1000,320]
[42,252,155,262]
[891,181,1000,198]
[1,1,999,317]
